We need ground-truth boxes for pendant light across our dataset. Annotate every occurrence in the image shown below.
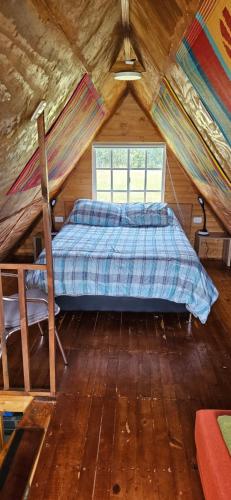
[113,1,143,81]
[114,70,142,81]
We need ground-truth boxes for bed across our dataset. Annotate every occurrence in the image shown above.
[26,200,218,323]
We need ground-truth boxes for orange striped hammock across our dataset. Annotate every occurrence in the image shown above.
[7,73,106,195]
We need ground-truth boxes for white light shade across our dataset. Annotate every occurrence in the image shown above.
[113,71,142,81]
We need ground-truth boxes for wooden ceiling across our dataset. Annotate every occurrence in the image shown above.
[1,0,225,258]
[0,0,123,210]
[0,0,124,257]
[130,0,201,108]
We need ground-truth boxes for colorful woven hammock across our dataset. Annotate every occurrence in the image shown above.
[152,81,231,231]
[177,0,231,146]
[8,73,106,194]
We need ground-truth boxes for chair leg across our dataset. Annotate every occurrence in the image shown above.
[55,327,68,366]
[187,312,192,335]
[38,322,45,336]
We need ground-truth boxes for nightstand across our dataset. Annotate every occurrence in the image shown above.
[33,232,43,260]
[51,231,58,239]
[33,231,58,260]
[195,232,231,267]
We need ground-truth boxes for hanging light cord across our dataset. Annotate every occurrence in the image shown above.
[166,154,185,226]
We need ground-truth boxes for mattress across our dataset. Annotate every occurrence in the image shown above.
[26,214,218,323]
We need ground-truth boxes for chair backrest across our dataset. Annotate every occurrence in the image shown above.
[3,288,59,331]
[0,264,56,395]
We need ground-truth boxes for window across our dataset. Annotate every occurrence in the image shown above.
[93,144,166,203]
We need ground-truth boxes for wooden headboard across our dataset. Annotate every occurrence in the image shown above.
[64,200,75,218]
[63,200,193,238]
[168,203,193,238]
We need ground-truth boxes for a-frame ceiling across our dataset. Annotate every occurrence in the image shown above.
[0,0,230,258]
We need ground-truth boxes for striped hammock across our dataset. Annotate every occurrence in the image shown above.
[8,74,106,194]
[177,0,231,146]
[152,81,231,232]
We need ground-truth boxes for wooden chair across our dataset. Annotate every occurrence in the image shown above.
[2,275,67,366]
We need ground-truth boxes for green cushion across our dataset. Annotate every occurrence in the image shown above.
[217,416,231,455]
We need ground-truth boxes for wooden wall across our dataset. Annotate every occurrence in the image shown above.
[15,92,224,258]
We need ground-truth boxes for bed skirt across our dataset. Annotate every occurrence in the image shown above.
[56,295,188,313]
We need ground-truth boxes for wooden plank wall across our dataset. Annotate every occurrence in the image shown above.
[15,93,224,258]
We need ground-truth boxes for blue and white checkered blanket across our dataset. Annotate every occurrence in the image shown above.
[26,219,218,323]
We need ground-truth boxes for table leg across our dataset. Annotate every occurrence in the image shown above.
[194,233,200,254]
[0,412,4,450]
[222,240,231,267]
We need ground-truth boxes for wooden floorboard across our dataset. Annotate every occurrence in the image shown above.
[2,261,231,498]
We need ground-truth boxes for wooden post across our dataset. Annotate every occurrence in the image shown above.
[0,274,9,390]
[121,0,131,60]
[0,412,4,450]
[18,269,31,392]
[37,112,56,395]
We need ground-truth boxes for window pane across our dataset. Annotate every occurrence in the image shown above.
[94,145,165,204]
[96,170,111,190]
[130,170,145,190]
[145,191,162,202]
[113,170,127,190]
[113,192,127,203]
[129,192,145,202]
[113,148,127,168]
[130,148,145,168]
[147,170,162,190]
[97,191,111,202]
[147,147,164,168]
[96,148,111,168]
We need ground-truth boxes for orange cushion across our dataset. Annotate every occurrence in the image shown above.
[195,410,231,500]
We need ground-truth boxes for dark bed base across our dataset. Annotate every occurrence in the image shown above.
[56,295,188,313]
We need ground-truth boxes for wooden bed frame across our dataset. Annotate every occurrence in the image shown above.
[56,295,192,333]
[55,201,193,320]
[56,295,188,314]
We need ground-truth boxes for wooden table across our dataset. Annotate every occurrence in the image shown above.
[33,231,58,260]
[195,231,231,267]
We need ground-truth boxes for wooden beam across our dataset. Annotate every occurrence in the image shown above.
[124,36,131,61]
[18,269,31,392]
[0,413,4,451]
[0,263,46,271]
[37,112,56,396]
[0,395,33,413]
[0,274,9,390]
[121,0,129,27]
[0,390,53,398]
[121,0,131,60]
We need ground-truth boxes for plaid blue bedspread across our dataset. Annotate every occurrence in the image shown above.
[26,220,218,323]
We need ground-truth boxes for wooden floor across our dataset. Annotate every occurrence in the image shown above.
[3,261,231,499]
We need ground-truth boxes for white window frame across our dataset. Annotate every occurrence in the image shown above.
[92,143,166,203]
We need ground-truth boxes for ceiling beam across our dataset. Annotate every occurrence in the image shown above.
[121,0,131,60]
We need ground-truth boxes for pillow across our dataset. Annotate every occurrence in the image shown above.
[217,416,231,455]
[167,207,175,225]
[68,199,121,226]
[121,202,169,227]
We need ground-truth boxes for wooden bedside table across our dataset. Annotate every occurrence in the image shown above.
[195,232,231,267]
[33,231,58,260]
[33,232,43,260]
[51,231,58,239]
